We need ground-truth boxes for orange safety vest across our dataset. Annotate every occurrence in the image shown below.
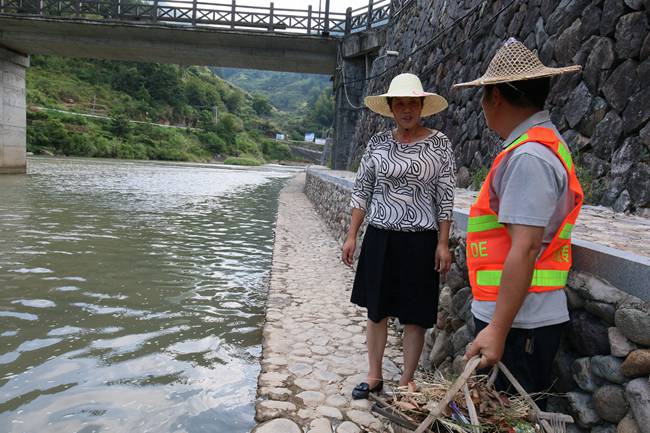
[466,126,584,301]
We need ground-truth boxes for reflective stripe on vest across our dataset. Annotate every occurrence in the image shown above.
[476,269,570,287]
[467,214,504,233]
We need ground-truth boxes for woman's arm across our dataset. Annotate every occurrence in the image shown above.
[342,141,376,266]
[434,136,457,274]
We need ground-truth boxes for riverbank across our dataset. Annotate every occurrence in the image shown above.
[253,173,402,433]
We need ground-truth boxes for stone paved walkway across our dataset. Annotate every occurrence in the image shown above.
[253,173,403,433]
[324,168,650,258]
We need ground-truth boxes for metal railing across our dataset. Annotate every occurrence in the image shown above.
[0,0,413,36]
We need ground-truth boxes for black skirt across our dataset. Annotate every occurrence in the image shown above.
[350,225,440,328]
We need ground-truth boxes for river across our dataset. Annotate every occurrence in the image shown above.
[0,157,297,433]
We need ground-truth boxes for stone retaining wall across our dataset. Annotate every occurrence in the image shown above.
[304,168,650,433]
[341,0,650,214]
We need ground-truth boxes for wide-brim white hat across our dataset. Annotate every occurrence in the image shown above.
[364,73,448,118]
[453,38,581,88]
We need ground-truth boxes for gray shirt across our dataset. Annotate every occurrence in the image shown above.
[472,111,573,329]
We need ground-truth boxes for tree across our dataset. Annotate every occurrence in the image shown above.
[252,94,272,115]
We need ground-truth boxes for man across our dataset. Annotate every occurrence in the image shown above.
[453,38,584,409]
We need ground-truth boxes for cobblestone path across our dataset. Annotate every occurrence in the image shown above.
[252,173,403,433]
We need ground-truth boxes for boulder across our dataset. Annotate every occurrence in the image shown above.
[584,37,616,91]
[591,355,626,384]
[591,111,623,160]
[595,425,619,433]
[622,87,650,133]
[568,311,610,356]
[626,379,650,433]
[565,82,593,128]
[573,357,604,392]
[612,137,643,176]
[452,324,473,354]
[609,327,638,357]
[555,18,583,64]
[628,163,650,207]
[429,329,452,367]
[618,412,641,433]
[602,59,639,113]
[593,385,630,423]
[253,418,302,433]
[577,97,608,137]
[581,4,601,39]
[457,166,471,188]
[568,272,627,305]
[620,349,650,378]
[567,391,601,428]
[601,0,627,36]
[614,190,633,213]
[615,306,650,346]
[615,12,649,59]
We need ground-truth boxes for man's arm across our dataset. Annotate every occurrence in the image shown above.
[465,223,545,368]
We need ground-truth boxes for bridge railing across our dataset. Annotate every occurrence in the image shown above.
[0,0,413,36]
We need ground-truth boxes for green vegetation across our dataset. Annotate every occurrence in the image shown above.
[223,156,264,166]
[26,55,332,163]
[470,166,489,190]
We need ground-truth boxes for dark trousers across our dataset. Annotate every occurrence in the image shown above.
[474,318,564,411]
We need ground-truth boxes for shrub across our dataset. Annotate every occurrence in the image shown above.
[223,155,263,166]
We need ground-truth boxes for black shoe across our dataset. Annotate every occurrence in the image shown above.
[351,380,383,399]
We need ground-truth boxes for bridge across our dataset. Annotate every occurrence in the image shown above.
[0,0,412,173]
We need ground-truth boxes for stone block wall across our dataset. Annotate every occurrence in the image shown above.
[304,168,650,433]
[0,47,28,174]
[343,0,650,214]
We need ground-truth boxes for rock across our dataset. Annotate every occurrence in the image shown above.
[536,17,549,50]
[452,324,473,354]
[295,378,322,391]
[566,287,586,309]
[603,60,639,113]
[613,190,632,213]
[546,0,590,34]
[316,406,342,420]
[584,37,616,91]
[601,0,627,36]
[626,379,650,433]
[345,409,380,430]
[591,111,623,159]
[623,87,650,133]
[555,349,578,392]
[628,163,650,207]
[429,329,452,367]
[578,96,608,137]
[642,33,650,61]
[609,327,638,357]
[564,129,591,153]
[602,177,627,207]
[565,82,593,128]
[581,4,601,39]
[307,418,332,433]
[620,349,650,378]
[616,12,649,59]
[457,166,471,188]
[640,122,650,146]
[615,307,650,346]
[592,355,626,383]
[568,311,611,356]
[595,424,619,433]
[586,302,617,325]
[567,391,601,428]
[582,154,608,178]
[618,412,641,433]
[256,401,298,422]
[569,273,627,306]
[593,385,630,423]
[624,0,644,9]
[336,421,361,433]
[253,418,302,433]
[555,18,583,64]
[639,59,650,88]
[612,137,643,176]
[446,264,467,292]
[573,357,604,392]
[297,391,326,406]
[452,287,472,317]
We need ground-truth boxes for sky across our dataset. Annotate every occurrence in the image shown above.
[237,0,370,13]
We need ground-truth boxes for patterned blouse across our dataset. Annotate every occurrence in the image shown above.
[350,130,456,231]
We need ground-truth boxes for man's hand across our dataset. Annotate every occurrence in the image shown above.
[435,244,452,274]
[465,323,508,369]
[341,237,356,267]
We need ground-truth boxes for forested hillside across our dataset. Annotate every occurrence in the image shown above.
[25,56,333,164]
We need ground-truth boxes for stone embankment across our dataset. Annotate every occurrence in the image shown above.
[304,167,650,433]
[252,173,404,433]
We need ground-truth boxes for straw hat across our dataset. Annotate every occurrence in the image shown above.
[454,38,581,88]
[364,73,448,118]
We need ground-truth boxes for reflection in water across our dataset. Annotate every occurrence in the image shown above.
[0,157,295,433]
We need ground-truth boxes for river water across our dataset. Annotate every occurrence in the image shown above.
[0,157,297,433]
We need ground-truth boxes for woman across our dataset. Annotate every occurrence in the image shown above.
[341,73,456,399]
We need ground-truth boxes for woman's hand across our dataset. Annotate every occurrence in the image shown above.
[435,243,452,274]
[342,236,356,267]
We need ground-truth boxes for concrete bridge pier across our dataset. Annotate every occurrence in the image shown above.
[0,47,29,174]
